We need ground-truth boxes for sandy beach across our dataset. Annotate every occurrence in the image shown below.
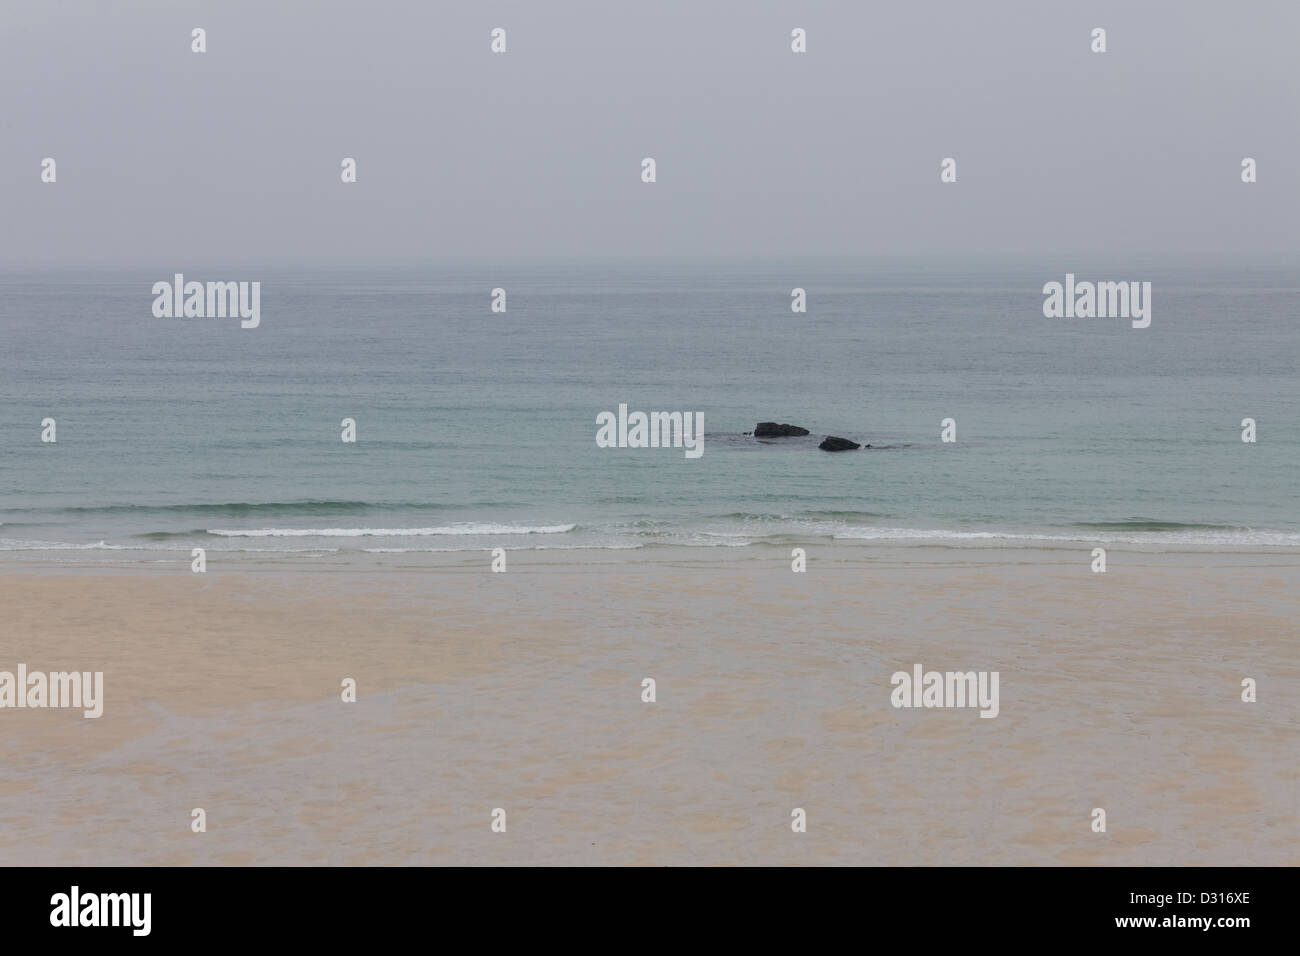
[1,545,1295,866]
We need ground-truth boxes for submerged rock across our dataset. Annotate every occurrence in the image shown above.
[754,422,810,437]
[818,436,861,451]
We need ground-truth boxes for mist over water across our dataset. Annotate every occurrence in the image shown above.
[2,261,1297,563]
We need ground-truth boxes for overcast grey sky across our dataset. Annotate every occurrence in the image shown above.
[3,0,1297,266]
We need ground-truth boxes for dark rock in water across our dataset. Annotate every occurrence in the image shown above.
[819,436,861,451]
[754,422,810,437]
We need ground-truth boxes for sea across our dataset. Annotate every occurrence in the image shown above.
[2,259,1297,566]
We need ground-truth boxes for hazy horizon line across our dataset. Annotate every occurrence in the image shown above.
[3,250,1297,275]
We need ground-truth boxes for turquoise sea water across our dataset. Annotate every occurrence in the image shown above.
[1,261,1296,563]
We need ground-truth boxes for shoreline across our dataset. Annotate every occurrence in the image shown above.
[4,537,1300,575]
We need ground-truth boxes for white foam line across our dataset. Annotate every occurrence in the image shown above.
[207,523,576,537]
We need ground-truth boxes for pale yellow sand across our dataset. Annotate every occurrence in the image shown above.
[1,546,1296,865]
